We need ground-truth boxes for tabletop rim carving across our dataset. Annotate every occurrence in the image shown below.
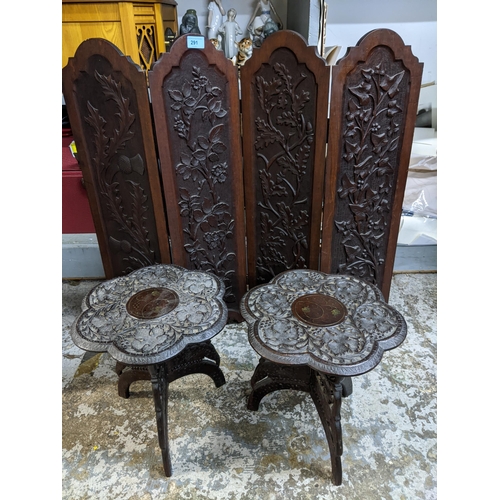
[71,264,228,365]
[240,269,407,377]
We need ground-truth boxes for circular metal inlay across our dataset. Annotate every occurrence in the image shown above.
[126,287,179,319]
[292,293,347,326]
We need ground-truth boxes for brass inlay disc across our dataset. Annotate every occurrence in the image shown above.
[126,287,179,319]
[292,293,347,326]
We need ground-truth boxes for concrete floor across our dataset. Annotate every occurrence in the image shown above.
[62,272,437,500]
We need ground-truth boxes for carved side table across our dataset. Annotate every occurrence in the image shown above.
[240,269,407,485]
[70,264,227,476]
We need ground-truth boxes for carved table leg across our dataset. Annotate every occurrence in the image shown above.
[115,341,225,398]
[247,358,311,410]
[166,340,226,387]
[146,342,225,476]
[341,376,353,397]
[248,359,345,484]
[116,364,150,398]
[148,363,172,477]
[310,371,344,485]
[122,342,226,476]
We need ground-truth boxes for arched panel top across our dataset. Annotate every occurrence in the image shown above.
[63,37,147,87]
[335,28,423,77]
[241,29,329,76]
[150,34,239,84]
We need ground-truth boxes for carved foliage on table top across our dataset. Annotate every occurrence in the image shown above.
[251,51,317,283]
[72,265,227,365]
[241,270,405,372]
[163,58,238,304]
[82,66,160,275]
[332,46,410,288]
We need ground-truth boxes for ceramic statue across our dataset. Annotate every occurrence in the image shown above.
[218,8,242,60]
[180,9,201,35]
[207,0,226,40]
[247,0,282,46]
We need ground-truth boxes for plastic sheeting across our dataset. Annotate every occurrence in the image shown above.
[398,129,437,246]
[403,153,437,218]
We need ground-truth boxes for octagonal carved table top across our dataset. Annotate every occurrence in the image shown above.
[240,269,407,377]
[71,264,228,366]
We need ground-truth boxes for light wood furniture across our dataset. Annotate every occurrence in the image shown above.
[62,0,178,69]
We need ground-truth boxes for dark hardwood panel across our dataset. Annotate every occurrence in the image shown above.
[240,30,330,288]
[149,35,247,315]
[62,38,171,278]
[321,29,423,300]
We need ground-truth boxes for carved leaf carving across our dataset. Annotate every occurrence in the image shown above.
[253,60,316,283]
[166,65,238,303]
[84,70,156,273]
[335,50,409,285]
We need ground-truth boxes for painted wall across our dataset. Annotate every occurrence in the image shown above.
[325,0,437,85]
[174,1,436,84]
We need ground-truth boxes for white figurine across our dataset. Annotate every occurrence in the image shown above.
[218,8,242,60]
[247,0,282,42]
[207,0,225,40]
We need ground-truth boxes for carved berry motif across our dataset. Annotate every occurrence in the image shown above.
[253,59,316,283]
[166,65,237,304]
[84,70,158,273]
[333,47,409,287]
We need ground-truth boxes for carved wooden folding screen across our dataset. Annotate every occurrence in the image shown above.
[240,30,330,288]
[62,38,171,278]
[149,35,247,316]
[321,29,423,300]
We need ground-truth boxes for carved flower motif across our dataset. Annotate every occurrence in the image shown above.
[203,230,226,250]
[336,61,407,284]
[241,269,407,376]
[211,162,228,183]
[131,326,168,353]
[71,264,227,365]
[175,300,211,325]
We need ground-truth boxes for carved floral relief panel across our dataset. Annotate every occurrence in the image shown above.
[75,55,163,276]
[330,46,410,289]
[160,51,241,305]
[250,48,319,284]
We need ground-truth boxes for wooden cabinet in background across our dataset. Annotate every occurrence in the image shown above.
[62,0,178,69]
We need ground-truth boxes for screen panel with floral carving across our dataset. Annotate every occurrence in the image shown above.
[241,37,329,287]
[322,30,423,300]
[62,40,170,278]
[150,41,246,310]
